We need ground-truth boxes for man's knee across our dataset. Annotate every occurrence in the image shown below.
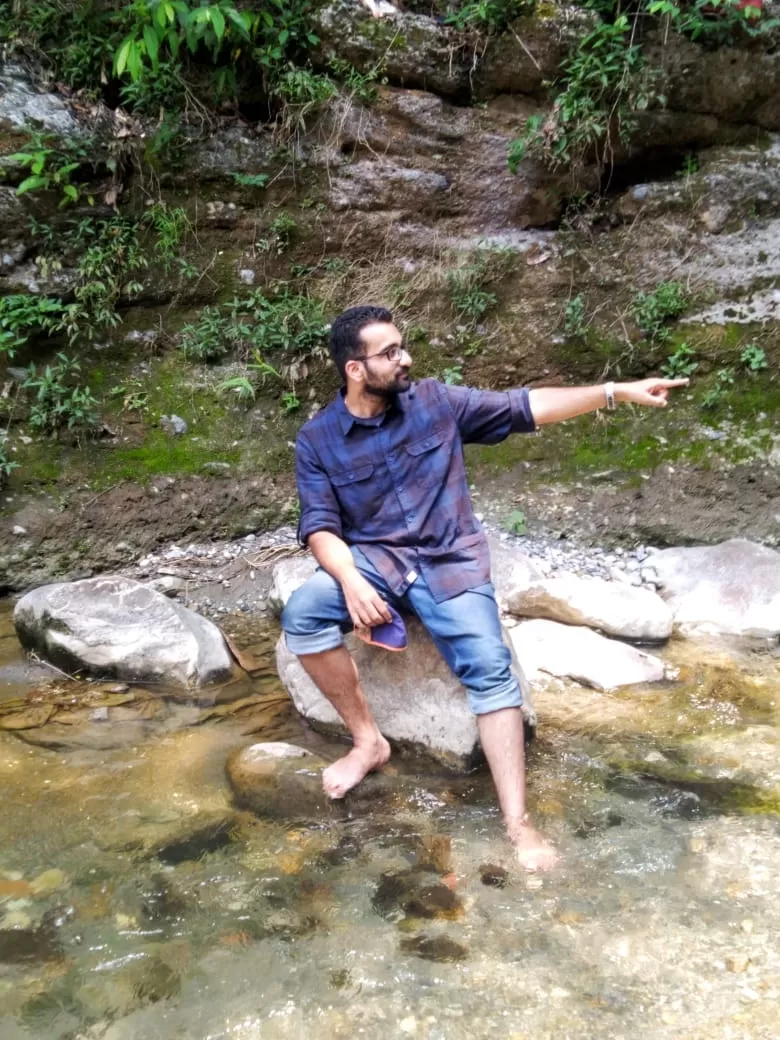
[280,574,347,656]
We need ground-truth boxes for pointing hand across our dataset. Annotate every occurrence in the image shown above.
[618,377,690,408]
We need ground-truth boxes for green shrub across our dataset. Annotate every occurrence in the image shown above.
[661,342,698,378]
[0,295,64,358]
[0,440,19,484]
[563,294,587,337]
[740,343,768,373]
[181,288,328,363]
[22,353,100,434]
[6,132,93,208]
[630,281,687,342]
[446,253,500,324]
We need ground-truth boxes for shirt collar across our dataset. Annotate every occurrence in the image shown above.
[335,383,415,435]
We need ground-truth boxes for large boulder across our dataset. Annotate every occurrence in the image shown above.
[506,575,674,642]
[310,1,593,100]
[13,576,233,687]
[271,559,536,769]
[647,539,780,642]
[508,619,669,691]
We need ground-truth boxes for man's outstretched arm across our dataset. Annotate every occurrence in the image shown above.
[528,377,689,426]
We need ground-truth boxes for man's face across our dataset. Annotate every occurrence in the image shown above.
[352,322,412,397]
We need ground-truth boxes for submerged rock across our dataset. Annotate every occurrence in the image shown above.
[506,575,673,642]
[400,932,468,962]
[648,539,780,643]
[13,576,233,687]
[509,619,668,691]
[227,742,331,820]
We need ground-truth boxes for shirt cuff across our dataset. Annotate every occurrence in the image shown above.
[508,387,536,433]
[298,518,343,545]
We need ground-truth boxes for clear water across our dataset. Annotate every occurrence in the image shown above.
[1,602,779,1040]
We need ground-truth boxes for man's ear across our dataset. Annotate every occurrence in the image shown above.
[345,358,364,383]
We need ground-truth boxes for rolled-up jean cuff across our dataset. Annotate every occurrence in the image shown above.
[285,624,344,656]
[467,676,523,715]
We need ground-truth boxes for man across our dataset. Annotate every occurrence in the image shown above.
[281,305,688,870]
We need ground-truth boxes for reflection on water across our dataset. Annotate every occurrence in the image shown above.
[1,601,779,1040]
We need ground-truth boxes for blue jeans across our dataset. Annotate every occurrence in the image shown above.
[281,548,523,716]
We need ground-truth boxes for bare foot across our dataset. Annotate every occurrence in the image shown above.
[322,735,391,799]
[508,822,558,872]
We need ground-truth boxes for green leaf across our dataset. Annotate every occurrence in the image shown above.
[16,175,48,195]
[143,24,160,64]
[210,6,225,39]
[115,36,133,77]
[127,41,143,81]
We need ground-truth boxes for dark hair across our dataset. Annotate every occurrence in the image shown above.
[329,305,393,382]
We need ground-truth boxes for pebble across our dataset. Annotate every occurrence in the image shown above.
[11,525,26,536]
[30,868,67,896]
[124,518,664,623]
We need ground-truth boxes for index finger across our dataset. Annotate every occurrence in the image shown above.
[373,594,393,623]
[659,378,690,387]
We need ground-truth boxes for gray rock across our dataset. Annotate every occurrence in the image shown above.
[13,576,233,687]
[651,539,780,642]
[487,533,545,607]
[507,574,674,642]
[0,64,78,135]
[160,415,188,436]
[0,188,28,247]
[508,619,669,691]
[268,555,318,612]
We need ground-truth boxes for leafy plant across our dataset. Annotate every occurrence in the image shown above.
[113,0,253,82]
[144,202,191,269]
[701,367,735,409]
[259,212,299,254]
[505,509,527,535]
[7,133,92,207]
[22,353,100,433]
[0,440,19,484]
[661,342,698,378]
[56,218,149,341]
[508,15,660,176]
[446,253,499,324]
[444,0,532,32]
[563,293,587,337]
[181,288,328,363]
[0,295,64,358]
[109,379,149,412]
[230,172,270,188]
[441,365,464,385]
[280,389,301,413]
[631,281,687,342]
[740,343,767,373]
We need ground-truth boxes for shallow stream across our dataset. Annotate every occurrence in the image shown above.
[1,601,779,1040]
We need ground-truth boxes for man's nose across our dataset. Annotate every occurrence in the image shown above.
[401,348,412,367]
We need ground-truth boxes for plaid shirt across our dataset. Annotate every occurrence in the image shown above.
[295,378,536,603]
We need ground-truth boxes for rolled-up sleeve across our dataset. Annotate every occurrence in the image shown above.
[295,432,343,544]
[441,383,536,443]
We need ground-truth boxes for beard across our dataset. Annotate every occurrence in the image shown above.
[363,364,412,399]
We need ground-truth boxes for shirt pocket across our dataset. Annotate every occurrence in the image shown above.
[331,463,376,523]
[405,429,449,490]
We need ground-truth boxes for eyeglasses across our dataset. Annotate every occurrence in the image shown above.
[354,344,405,364]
